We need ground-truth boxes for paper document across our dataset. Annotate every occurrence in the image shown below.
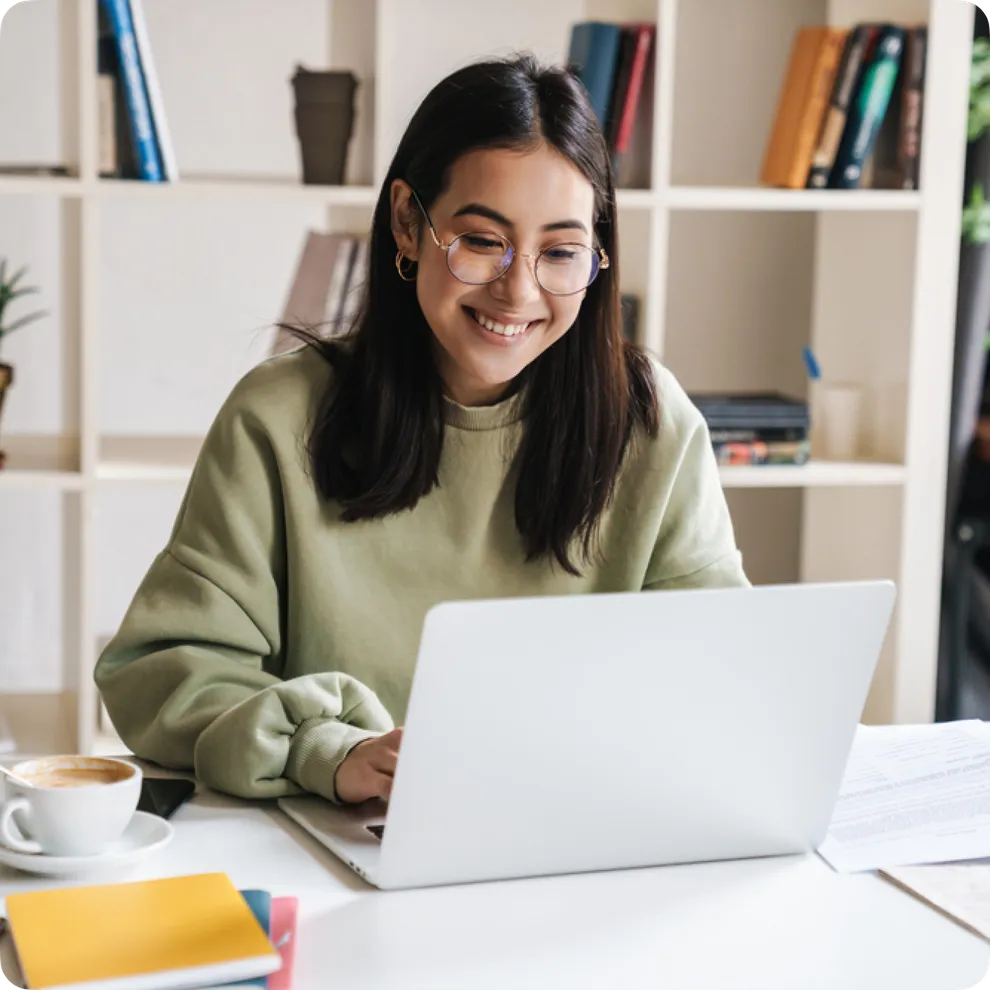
[817,720,990,873]
[881,862,990,941]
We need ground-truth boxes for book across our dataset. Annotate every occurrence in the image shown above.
[5,872,281,990]
[620,293,639,342]
[760,26,849,189]
[712,439,811,466]
[337,235,369,333]
[220,890,273,989]
[128,0,178,181]
[324,235,358,333]
[689,391,810,430]
[807,25,879,188]
[828,24,906,189]
[896,25,927,190]
[566,22,623,130]
[272,231,352,355]
[608,24,655,187]
[267,897,299,990]
[98,0,163,181]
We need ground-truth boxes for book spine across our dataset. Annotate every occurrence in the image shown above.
[896,25,927,191]
[614,25,654,156]
[709,427,807,443]
[99,0,163,181]
[828,25,906,190]
[807,25,878,188]
[568,22,622,129]
[712,439,811,466]
[128,0,178,181]
[786,28,847,189]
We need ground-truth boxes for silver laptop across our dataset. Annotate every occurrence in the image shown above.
[278,580,895,890]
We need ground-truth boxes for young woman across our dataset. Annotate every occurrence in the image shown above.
[96,54,748,807]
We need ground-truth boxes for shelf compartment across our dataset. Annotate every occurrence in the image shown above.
[0,436,82,489]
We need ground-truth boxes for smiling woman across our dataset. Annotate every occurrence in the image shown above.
[94,54,749,810]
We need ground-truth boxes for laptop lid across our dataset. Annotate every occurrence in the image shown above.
[377,580,896,889]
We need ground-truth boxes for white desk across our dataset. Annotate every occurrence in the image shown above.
[0,778,987,990]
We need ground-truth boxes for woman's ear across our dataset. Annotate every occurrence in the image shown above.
[390,179,422,262]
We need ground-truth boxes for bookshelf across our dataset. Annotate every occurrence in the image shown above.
[0,0,974,755]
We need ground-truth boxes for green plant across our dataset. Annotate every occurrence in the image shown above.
[971,37,990,143]
[0,259,46,356]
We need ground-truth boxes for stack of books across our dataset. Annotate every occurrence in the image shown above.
[565,21,655,187]
[3,873,298,989]
[761,23,927,191]
[690,392,810,466]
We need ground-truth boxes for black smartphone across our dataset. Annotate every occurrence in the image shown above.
[137,777,196,820]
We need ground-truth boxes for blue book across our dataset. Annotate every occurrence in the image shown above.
[567,22,623,130]
[99,0,163,181]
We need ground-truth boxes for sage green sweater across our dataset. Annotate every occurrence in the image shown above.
[95,347,748,803]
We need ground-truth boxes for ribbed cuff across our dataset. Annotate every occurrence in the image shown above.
[285,719,381,804]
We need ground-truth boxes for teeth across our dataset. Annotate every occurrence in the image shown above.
[471,310,530,336]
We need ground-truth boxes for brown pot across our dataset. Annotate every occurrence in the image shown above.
[0,362,12,471]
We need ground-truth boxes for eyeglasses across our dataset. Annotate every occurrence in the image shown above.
[410,189,609,297]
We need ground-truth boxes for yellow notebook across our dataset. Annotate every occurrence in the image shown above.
[6,872,281,990]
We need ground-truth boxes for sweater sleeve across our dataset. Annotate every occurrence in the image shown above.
[94,376,393,803]
[642,371,751,592]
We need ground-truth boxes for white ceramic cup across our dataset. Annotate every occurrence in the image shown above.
[0,755,142,857]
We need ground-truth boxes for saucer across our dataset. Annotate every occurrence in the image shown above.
[0,811,174,877]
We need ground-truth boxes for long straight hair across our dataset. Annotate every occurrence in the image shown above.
[298,54,659,574]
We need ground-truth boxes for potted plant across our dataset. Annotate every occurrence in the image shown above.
[0,260,46,470]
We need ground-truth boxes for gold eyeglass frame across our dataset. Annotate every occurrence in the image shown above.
[408,187,609,296]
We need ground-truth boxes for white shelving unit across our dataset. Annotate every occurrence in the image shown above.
[0,0,974,753]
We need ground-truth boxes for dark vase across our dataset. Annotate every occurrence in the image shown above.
[291,66,359,186]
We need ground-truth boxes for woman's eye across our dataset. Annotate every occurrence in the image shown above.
[543,247,580,263]
[463,235,506,252]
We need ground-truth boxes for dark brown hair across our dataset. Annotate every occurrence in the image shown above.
[295,53,659,574]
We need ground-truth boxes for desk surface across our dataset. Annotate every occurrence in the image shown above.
[0,777,987,990]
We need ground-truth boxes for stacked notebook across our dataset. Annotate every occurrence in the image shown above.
[690,391,811,466]
[4,873,298,990]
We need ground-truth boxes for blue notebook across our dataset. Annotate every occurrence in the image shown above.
[567,22,622,128]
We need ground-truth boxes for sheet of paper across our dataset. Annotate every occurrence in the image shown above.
[817,720,990,873]
[881,862,990,941]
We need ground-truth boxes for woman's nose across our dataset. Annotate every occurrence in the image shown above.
[488,254,542,308]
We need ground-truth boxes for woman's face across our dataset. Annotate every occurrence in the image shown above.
[391,144,598,406]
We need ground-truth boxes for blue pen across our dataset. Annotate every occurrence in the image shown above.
[802,346,821,381]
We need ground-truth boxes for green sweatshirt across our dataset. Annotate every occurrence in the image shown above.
[95,347,748,803]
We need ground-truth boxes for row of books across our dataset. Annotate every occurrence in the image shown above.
[97,0,177,182]
[565,21,655,188]
[691,392,811,466]
[762,23,927,191]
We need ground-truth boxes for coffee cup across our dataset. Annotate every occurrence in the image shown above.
[0,756,142,857]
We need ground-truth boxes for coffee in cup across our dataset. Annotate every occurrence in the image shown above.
[0,756,142,857]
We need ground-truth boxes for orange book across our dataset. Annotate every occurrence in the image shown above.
[761,26,849,189]
[6,872,281,990]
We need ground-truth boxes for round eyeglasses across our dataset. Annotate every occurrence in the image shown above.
[409,188,609,296]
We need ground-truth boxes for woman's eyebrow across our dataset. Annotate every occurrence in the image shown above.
[452,203,589,234]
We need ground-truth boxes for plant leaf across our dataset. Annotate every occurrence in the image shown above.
[0,310,46,335]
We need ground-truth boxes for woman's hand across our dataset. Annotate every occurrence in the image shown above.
[334,728,403,804]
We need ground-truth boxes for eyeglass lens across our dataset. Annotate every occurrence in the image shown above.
[446,232,600,295]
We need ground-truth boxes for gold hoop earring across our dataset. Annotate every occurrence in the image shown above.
[395,251,417,282]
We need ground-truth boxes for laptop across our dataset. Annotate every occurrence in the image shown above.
[278,580,896,890]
